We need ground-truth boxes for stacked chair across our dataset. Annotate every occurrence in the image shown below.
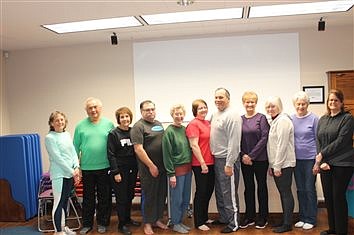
[37,172,81,232]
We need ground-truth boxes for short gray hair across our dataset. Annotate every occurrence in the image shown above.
[215,87,230,100]
[170,104,186,117]
[292,91,310,105]
[84,97,102,109]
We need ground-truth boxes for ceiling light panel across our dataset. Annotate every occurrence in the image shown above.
[42,16,142,34]
[249,0,354,18]
[141,8,243,25]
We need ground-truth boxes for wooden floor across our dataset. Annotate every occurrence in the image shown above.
[1,208,353,235]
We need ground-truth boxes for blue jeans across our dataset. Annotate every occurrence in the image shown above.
[170,171,192,225]
[294,159,317,225]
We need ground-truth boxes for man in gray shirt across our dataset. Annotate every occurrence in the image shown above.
[130,100,167,235]
[210,88,242,233]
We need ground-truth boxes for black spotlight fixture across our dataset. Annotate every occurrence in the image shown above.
[111,32,118,45]
[318,17,325,31]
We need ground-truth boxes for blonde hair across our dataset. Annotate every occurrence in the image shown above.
[242,91,258,103]
[265,96,283,113]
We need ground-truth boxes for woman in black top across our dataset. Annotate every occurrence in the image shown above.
[313,89,354,235]
[107,107,141,235]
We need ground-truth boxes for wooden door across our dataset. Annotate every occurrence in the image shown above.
[327,70,354,115]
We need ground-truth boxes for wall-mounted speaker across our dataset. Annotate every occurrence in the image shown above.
[318,18,325,31]
[111,33,118,45]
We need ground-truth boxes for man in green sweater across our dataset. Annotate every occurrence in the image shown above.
[73,97,114,234]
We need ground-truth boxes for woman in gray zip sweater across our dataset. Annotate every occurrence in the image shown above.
[313,89,354,235]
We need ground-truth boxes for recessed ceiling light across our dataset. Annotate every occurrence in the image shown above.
[249,0,353,18]
[42,16,142,34]
[141,7,243,25]
[177,0,194,6]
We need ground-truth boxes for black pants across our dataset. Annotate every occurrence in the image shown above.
[82,168,112,227]
[192,165,215,227]
[321,166,353,234]
[273,167,294,226]
[241,161,269,220]
[111,167,138,228]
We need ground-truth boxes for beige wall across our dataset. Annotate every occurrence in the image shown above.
[2,25,353,212]
[0,50,10,135]
[299,26,353,115]
[3,42,135,170]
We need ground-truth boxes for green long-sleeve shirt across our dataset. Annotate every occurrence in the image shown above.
[73,117,114,170]
[162,125,192,177]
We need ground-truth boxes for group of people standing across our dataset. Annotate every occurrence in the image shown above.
[44,88,353,235]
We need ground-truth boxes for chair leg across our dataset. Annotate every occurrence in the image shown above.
[38,196,81,232]
[37,198,55,232]
[65,198,81,231]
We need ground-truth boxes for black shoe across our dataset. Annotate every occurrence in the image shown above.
[255,218,268,229]
[119,226,132,235]
[127,219,141,227]
[211,220,227,225]
[239,218,255,229]
[221,226,238,233]
[271,221,283,228]
[272,224,292,233]
[320,230,336,235]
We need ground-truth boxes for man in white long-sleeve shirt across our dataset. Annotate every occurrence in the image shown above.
[210,88,242,233]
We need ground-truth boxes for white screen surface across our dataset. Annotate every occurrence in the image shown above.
[133,33,300,122]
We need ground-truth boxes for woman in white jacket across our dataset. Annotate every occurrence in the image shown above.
[265,96,296,233]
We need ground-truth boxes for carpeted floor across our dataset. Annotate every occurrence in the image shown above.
[0,226,42,235]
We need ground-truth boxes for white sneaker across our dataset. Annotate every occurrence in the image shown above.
[180,223,191,231]
[294,221,304,228]
[173,224,189,234]
[64,226,77,235]
[302,223,314,230]
[197,224,210,231]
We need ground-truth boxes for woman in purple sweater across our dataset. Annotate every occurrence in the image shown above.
[291,91,319,230]
[239,91,270,230]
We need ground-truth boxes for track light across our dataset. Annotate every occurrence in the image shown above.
[111,32,118,45]
[318,17,325,31]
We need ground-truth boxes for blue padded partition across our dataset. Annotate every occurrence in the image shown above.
[0,134,42,220]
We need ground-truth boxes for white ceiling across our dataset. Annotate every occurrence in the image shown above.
[1,0,353,51]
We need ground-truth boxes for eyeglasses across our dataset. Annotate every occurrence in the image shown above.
[142,108,155,112]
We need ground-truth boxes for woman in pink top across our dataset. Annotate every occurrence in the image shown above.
[186,99,215,231]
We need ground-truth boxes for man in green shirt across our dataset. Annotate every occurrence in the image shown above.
[73,97,114,234]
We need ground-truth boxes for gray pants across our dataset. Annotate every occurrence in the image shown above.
[214,158,240,229]
[273,167,294,226]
